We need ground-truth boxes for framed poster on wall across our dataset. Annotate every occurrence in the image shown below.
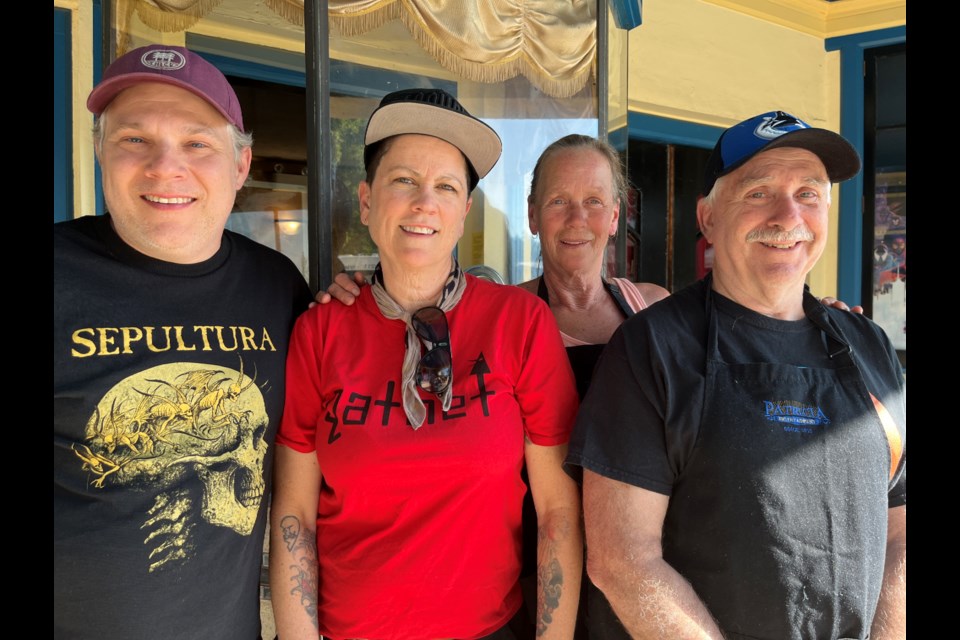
[864,44,906,359]
[870,171,906,351]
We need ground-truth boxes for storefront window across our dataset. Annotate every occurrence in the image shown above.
[224,74,310,278]
[108,3,599,286]
[864,44,906,359]
[326,26,599,285]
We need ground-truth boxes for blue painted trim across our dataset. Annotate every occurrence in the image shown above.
[628,112,724,149]
[825,25,906,52]
[328,60,456,98]
[826,26,905,306]
[611,0,643,30]
[197,51,306,87]
[195,51,450,99]
[94,0,104,216]
[55,8,72,223]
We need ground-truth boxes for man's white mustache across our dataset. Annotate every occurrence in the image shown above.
[746,227,815,244]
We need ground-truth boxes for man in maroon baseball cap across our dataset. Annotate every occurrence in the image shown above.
[85,44,252,264]
[54,44,312,640]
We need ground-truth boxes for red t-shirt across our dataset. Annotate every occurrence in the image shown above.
[277,276,578,639]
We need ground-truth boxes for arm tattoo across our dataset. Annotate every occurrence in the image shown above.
[280,514,301,552]
[281,515,319,630]
[537,554,564,637]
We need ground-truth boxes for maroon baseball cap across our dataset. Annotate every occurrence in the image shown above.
[86,44,244,131]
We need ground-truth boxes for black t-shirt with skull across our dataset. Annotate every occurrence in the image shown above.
[54,215,312,640]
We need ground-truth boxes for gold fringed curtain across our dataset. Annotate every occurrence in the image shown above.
[125,0,596,99]
[124,0,224,33]
[328,0,596,98]
[263,0,306,26]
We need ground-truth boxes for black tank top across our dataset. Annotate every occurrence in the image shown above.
[536,277,636,400]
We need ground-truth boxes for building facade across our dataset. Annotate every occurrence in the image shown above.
[53,2,906,634]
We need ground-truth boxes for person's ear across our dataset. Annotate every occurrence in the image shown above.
[527,198,539,235]
[358,181,371,226]
[696,196,714,243]
[452,196,472,241]
[608,199,621,236]
[234,146,253,191]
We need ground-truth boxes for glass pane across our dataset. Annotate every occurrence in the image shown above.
[869,45,906,354]
[483,80,597,285]
[229,76,309,280]
[330,28,598,286]
[604,3,630,278]
[875,53,906,128]
[55,7,72,222]
[331,111,378,277]
[228,181,309,276]
[627,140,668,285]
[674,145,712,290]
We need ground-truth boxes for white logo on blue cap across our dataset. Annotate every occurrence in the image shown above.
[754,112,808,140]
[140,50,186,71]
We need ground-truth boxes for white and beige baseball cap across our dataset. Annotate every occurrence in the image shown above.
[363,88,503,191]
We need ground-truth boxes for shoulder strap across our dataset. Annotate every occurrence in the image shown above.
[804,291,903,481]
[536,276,550,304]
[604,279,636,319]
[540,276,635,320]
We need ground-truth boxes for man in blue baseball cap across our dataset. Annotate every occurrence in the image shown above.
[567,111,906,639]
[54,44,312,639]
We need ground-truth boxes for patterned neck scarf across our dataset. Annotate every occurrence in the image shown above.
[371,260,467,429]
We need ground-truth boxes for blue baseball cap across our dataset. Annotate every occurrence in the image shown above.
[702,111,860,196]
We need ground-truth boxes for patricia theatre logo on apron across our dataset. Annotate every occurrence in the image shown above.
[762,400,830,433]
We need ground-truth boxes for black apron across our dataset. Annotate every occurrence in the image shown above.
[586,282,901,640]
[660,284,896,639]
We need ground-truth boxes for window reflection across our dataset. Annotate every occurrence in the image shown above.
[191,32,600,287]
[229,181,309,277]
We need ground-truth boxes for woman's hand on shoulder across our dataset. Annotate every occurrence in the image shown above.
[819,296,864,314]
[311,271,367,308]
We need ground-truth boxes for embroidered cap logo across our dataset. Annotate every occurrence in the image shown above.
[140,49,187,71]
[753,111,808,140]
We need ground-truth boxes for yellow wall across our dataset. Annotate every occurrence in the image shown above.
[626,0,844,296]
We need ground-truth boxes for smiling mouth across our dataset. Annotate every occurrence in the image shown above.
[401,225,437,235]
[760,241,802,249]
[747,228,814,250]
[142,195,195,204]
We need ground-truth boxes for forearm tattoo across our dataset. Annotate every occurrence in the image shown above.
[281,515,319,630]
[537,522,565,638]
[281,514,302,552]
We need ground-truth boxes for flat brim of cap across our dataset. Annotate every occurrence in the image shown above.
[761,128,861,183]
[365,102,502,179]
[86,73,239,129]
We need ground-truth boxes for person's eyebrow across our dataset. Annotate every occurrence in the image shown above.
[383,163,467,188]
[737,175,828,190]
[109,122,223,137]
